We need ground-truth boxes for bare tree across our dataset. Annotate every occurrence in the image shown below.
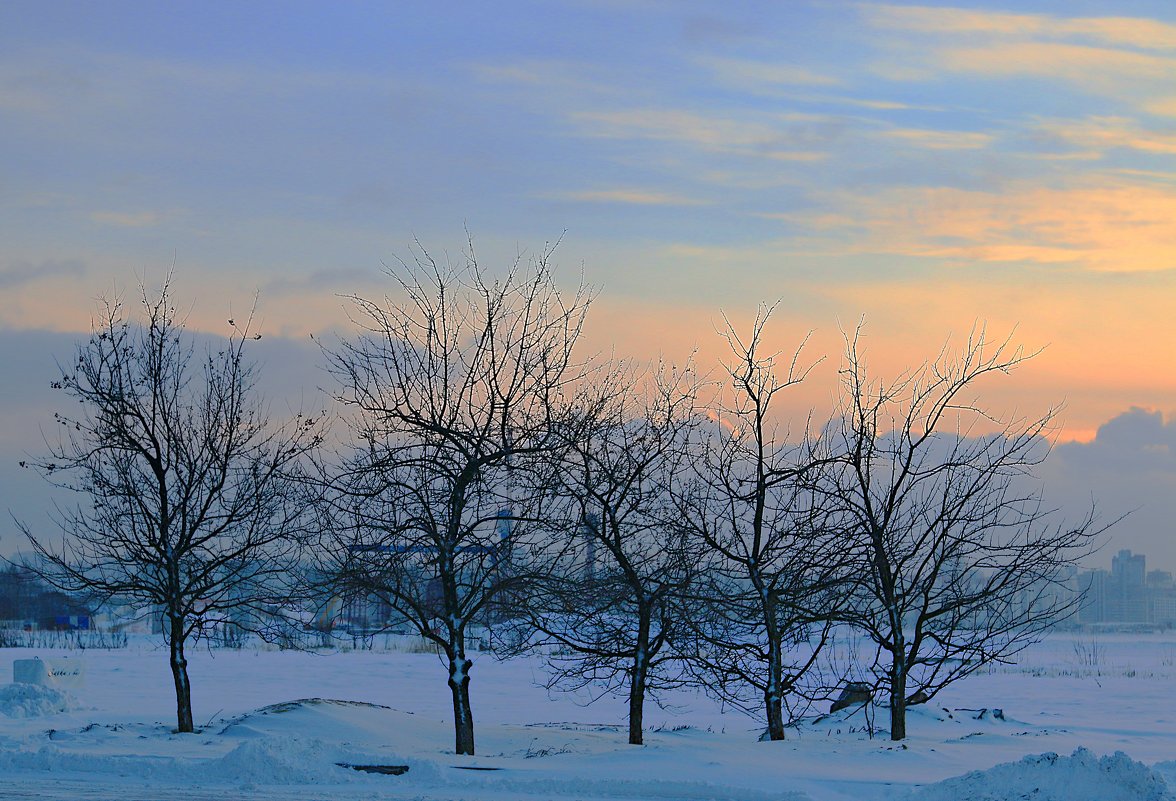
[517,362,702,745]
[825,325,1101,741]
[678,307,847,741]
[19,282,321,733]
[320,238,591,756]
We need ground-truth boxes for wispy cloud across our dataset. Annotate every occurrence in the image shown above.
[865,5,1176,51]
[863,5,1176,98]
[260,267,385,299]
[880,127,994,150]
[570,107,839,160]
[545,188,708,206]
[469,60,623,99]
[1145,97,1176,117]
[865,5,1051,36]
[702,57,843,91]
[783,180,1176,273]
[0,259,87,290]
[939,42,1176,85]
[90,210,164,228]
[1033,116,1176,156]
[573,108,776,149]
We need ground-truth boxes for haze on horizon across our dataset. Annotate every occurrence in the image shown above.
[1,1,1174,566]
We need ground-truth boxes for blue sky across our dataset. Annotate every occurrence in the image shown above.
[2,1,1176,562]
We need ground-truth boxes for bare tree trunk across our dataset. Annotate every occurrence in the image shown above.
[628,656,648,746]
[764,627,786,741]
[889,655,907,742]
[168,614,194,733]
[628,612,652,745]
[448,647,475,755]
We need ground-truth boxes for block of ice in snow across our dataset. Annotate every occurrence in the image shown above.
[13,657,85,687]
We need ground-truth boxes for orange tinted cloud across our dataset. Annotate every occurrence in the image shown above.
[789,180,1176,273]
[867,5,1176,51]
[880,127,994,150]
[1034,116,1176,156]
[586,281,1176,444]
[569,108,834,162]
[864,6,1176,101]
[940,42,1176,86]
[801,273,1176,442]
[546,188,709,206]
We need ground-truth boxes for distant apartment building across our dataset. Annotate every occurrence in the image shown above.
[1077,549,1176,627]
[1109,548,1148,623]
[1148,569,1176,626]
[1077,568,1109,624]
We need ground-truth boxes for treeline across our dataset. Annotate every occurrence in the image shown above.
[18,241,1100,751]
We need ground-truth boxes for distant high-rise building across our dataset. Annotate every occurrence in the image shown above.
[1108,550,1148,623]
[1147,570,1173,589]
[1112,549,1146,587]
[1147,569,1176,626]
[1077,569,1108,624]
[1076,550,1176,628]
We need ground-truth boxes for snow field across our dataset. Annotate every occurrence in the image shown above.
[0,632,1173,800]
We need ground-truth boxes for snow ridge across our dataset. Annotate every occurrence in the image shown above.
[905,747,1176,801]
[0,682,76,718]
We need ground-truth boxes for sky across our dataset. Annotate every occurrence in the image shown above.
[1,1,1175,566]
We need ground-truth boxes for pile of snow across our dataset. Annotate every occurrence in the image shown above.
[210,735,416,785]
[0,734,409,787]
[906,747,1176,801]
[0,683,75,718]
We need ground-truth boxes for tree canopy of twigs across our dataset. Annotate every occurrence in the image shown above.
[19,281,322,733]
[516,360,703,745]
[318,238,592,756]
[822,324,1102,741]
[677,307,850,741]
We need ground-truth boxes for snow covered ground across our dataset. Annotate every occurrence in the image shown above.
[1,632,1175,800]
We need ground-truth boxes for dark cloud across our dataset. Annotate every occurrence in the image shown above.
[1055,407,1176,472]
[1043,408,1176,572]
[0,259,87,289]
[259,267,385,299]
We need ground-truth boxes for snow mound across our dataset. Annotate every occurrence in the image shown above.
[0,734,412,786]
[0,683,75,718]
[211,735,407,785]
[905,747,1175,801]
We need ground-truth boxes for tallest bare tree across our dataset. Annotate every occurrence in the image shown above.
[21,281,321,733]
[321,238,592,756]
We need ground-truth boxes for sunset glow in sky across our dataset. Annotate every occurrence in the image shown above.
[2,2,1176,561]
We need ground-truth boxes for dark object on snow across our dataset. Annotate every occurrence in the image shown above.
[830,682,874,713]
[906,689,931,706]
[337,763,410,775]
[452,765,503,771]
[957,707,1005,721]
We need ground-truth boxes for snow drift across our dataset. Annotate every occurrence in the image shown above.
[906,747,1176,801]
[0,682,76,718]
